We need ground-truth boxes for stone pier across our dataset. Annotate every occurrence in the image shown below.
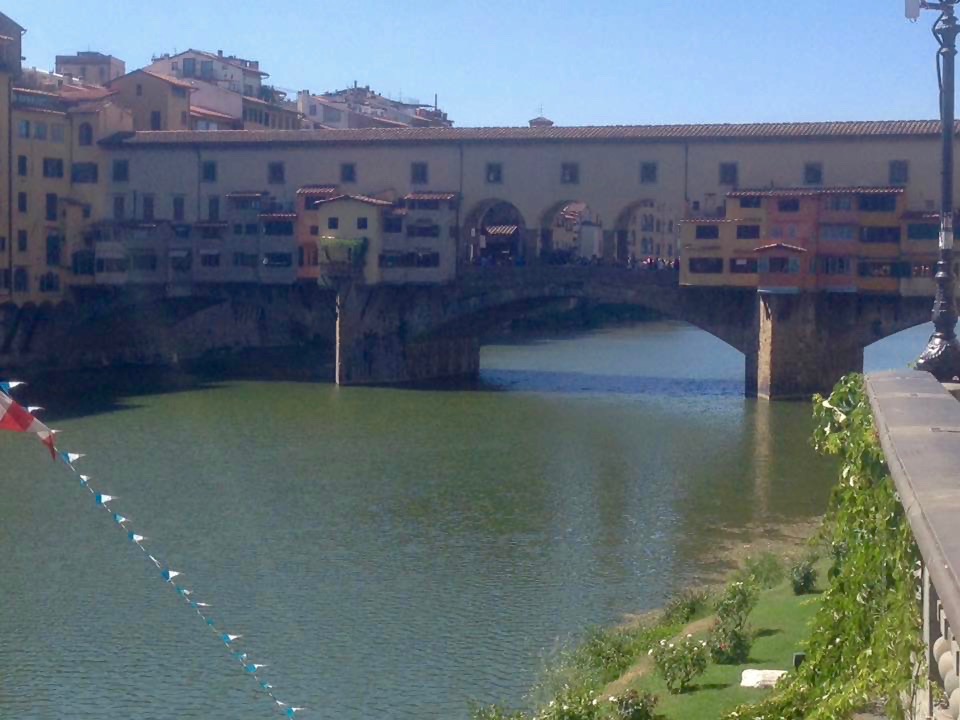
[756,292,866,400]
[334,282,480,385]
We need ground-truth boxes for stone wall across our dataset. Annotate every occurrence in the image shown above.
[0,285,337,376]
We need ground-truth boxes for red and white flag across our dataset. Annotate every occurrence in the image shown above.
[0,389,58,458]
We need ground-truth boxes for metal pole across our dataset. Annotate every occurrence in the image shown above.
[917,1,960,379]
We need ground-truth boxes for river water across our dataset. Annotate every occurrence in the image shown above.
[0,321,930,719]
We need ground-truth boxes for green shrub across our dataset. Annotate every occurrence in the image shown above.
[537,686,601,720]
[662,588,711,624]
[789,559,817,595]
[738,552,784,589]
[714,580,759,630]
[471,705,530,720]
[651,635,709,694]
[709,620,753,664]
[609,689,658,720]
[575,627,635,680]
[708,578,759,664]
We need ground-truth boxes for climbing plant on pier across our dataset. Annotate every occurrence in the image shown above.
[726,374,923,720]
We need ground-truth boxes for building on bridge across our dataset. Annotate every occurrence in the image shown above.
[678,186,941,297]
[0,117,955,305]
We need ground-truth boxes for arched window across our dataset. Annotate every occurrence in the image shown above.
[78,122,93,146]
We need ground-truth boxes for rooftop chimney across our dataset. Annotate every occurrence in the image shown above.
[529,115,554,128]
[217,49,223,57]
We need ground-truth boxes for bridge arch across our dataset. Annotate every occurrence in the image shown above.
[462,198,527,265]
[414,268,755,357]
[539,200,604,264]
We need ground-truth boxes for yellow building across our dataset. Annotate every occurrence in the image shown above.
[299,194,389,284]
[107,69,193,131]
[7,81,132,303]
[678,218,747,286]
[0,12,24,299]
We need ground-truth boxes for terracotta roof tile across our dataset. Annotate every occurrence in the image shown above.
[316,193,393,207]
[109,69,196,91]
[140,70,197,90]
[728,186,906,198]
[755,243,807,253]
[678,218,741,224]
[295,185,338,195]
[191,105,237,121]
[106,120,948,147]
[403,192,458,201]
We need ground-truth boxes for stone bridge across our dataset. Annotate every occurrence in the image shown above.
[0,268,935,399]
[333,266,935,399]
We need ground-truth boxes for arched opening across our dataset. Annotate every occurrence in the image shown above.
[463,199,526,266]
[865,321,935,372]
[539,200,603,265]
[78,122,93,146]
[614,199,676,265]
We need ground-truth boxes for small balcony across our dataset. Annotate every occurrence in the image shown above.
[318,237,367,281]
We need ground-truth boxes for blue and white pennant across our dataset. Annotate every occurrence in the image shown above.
[1,382,306,718]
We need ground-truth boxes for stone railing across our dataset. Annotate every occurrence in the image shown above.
[866,371,960,719]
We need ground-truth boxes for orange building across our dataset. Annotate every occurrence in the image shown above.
[680,186,931,297]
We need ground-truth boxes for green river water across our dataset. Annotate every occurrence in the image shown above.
[0,321,928,719]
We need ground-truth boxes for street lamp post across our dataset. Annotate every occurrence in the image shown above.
[915,0,960,380]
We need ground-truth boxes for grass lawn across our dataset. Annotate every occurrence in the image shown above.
[623,579,823,719]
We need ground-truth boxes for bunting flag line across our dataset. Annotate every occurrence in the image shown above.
[0,382,305,718]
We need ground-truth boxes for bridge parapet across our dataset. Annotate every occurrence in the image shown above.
[867,371,960,717]
[456,265,680,289]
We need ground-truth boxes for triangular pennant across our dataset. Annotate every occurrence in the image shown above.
[0,380,24,395]
[161,569,181,582]
[95,493,116,506]
[40,431,58,460]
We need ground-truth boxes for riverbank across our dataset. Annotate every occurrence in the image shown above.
[473,533,826,720]
[612,571,824,719]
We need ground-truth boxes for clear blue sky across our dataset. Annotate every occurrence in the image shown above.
[10,1,946,127]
